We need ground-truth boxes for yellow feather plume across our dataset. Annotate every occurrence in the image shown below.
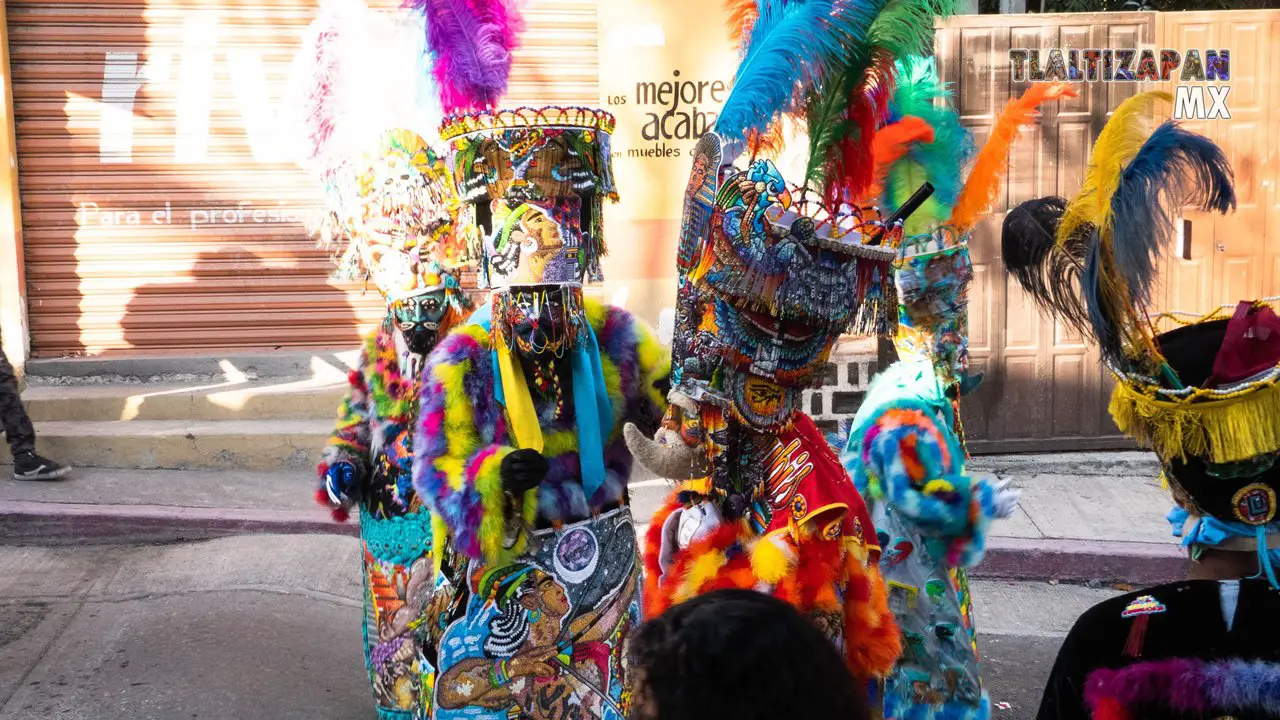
[1056,90,1172,246]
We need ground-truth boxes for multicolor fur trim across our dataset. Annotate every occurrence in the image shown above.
[643,491,901,679]
[319,321,436,523]
[1085,658,1280,720]
[843,362,999,567]
[413,299,668,563]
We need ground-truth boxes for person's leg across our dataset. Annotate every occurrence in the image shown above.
[0,342,36,455]
[0,339,70,480]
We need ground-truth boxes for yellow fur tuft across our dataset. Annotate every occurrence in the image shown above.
[585,298,609,331]
[676,550,729,603]
[431,513,449,576]
[750,533,798,584]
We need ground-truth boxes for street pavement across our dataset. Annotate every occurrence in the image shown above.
[0,534,1120,720]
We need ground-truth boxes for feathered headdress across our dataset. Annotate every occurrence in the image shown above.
[1002,94,1236,370]
[406,0,525,114]
[288,0,469,300]
[868,57,973,236]
[864,59,1071,238]
[802,0,956,203]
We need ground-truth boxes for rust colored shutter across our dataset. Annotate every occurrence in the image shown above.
[10,0,598,358]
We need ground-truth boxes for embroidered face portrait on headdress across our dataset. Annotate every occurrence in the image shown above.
[441,107,618,290]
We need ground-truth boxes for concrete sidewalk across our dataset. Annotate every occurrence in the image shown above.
[0,451,1185,584]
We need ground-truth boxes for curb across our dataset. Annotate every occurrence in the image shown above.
[969,452,1162,478]
[0,501,358,545]
[2,503,1189,586]
[972,536,1187,586]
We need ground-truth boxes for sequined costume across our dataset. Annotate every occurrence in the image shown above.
[621,0,941,684]
[839,361,1004,720]
[411,106,667,720]
[826,56,1065,720]
[323,323,451,718]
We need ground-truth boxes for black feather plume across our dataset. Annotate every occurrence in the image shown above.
[1002,196,1094,336]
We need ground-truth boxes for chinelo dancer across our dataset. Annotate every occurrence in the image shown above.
[835,57,1068,720]
[407,4,668,718]
[995,91,1280,720]
[292,2,476,717]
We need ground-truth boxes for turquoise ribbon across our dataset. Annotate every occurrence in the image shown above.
[572,322,613,500]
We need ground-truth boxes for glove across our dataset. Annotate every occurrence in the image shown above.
[501,449,549,495]
[324,462,360,507]
[992,478,1020,520]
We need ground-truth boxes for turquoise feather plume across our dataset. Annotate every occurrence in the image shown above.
[803,0,955,196]
[716,0,872,140]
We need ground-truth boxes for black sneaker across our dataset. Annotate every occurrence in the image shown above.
[12,452,71,481]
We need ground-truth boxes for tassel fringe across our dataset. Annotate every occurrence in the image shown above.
[1109,377,1280,464]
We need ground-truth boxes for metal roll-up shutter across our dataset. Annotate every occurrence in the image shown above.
[9,0,599,358]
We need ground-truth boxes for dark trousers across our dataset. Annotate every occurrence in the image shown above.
[0,330,35,455]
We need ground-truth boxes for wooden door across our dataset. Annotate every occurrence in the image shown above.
[1159,12,1276,319]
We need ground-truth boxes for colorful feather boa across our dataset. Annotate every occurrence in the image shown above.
[644,493,901,680]
[1086,658,1280,719]
[413,299,668,564]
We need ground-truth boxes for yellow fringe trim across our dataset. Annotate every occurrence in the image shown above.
[1109,378,1280,464]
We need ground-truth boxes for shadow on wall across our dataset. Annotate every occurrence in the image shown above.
[121,246,364,361]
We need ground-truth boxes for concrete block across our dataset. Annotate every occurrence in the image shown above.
[23,350,360,385]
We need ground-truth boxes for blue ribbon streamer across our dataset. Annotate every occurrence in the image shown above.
[1169,506,1280,590]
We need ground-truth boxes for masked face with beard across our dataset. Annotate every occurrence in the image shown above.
[391,289,450,357]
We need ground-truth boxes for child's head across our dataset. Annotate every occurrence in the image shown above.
[626,589,868,720]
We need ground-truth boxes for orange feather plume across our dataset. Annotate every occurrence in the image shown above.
[865,115,936,201]
[746,121,788,160]
[725,0,758,49]
[948,82,1077,232]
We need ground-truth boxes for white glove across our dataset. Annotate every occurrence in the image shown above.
[992,479,1020,520]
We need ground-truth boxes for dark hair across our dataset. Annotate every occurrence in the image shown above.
[626,589,869,720]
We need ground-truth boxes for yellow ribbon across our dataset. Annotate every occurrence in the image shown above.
[495,342,544,453]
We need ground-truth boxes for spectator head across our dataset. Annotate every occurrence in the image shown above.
[626,589,868,720]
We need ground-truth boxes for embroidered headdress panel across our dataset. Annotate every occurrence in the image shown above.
[440,107,619,288]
